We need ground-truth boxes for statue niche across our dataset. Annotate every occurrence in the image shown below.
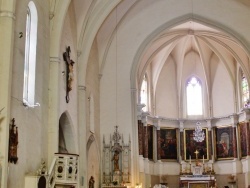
[102,126,131,186]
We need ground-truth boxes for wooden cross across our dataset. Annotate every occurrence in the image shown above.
[194,150,199,159]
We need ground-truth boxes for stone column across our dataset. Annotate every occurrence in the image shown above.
[131,89,139,185]
[206,119,213,159]
[179,120,184,161]
[153,118,161,161]
[48,57,61,165]
[0,1,16,187]
[230,114,239,159]
[78,85,87,187]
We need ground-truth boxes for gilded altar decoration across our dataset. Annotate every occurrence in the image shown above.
[63,46,75,103]
[8,118,18,164]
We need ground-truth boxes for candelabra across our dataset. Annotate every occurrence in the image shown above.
[193,122,205,142]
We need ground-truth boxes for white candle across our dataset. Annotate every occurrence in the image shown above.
[203,155,204,164]
[189,155,191,164]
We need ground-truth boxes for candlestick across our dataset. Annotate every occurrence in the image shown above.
[189,155,191,164]
[203,155,204,164]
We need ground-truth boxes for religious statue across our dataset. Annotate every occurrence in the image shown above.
[8,118,18,164]
[63,46,75,103]
[112,150,120,171]
[89,176,95,188]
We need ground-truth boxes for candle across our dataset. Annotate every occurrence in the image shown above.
[189,155,191,164]
[203,155,204,164]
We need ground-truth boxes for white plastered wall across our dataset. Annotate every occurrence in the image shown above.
[10,0,50,187]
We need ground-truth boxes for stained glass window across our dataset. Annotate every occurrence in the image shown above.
[141,75,148,112]
[186,77,203,115]
[242,75,249,106]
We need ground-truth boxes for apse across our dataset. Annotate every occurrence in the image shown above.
[138,21,249,118]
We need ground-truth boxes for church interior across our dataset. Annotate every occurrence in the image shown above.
[1,0,250,188]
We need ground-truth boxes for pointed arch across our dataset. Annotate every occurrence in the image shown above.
[59,111,77,154]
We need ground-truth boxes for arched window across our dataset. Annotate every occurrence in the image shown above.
[242,74,249,107]
[186,77,203,115]
[23,1,38,107]
[141,75,148,112]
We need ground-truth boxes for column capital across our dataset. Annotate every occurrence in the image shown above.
[0,11,15,19]
[230,113,239,127]
[153,117,162,128]
[78,85,86,91]
[50,56,61,63]
[179,119,185,132]
[206,119,212,131]
[141,113,148,126]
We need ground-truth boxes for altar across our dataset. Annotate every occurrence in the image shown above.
[180,175,215,188]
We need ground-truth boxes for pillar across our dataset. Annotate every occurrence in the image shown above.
[154,118,161,161]
[131,89,139,185]
[78,85,87,187]
[48,57,61,165]
[206,119,213,159]
[0,1,16,187]
[179,120,184,161]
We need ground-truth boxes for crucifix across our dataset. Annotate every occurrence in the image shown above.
[194,149,199,160]
[63,46,75,103]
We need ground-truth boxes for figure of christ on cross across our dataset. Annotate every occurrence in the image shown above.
[63,46,75,103]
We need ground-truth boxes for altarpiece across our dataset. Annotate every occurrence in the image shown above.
[102,126,131,186]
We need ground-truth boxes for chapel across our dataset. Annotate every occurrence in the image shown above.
[0,0,250,188]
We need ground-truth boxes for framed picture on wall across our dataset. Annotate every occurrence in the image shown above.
[148,125,154,160]
[214,126,235,160]
[184,128,208,161]
[159,128,178,160]
[238,122,248,158]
